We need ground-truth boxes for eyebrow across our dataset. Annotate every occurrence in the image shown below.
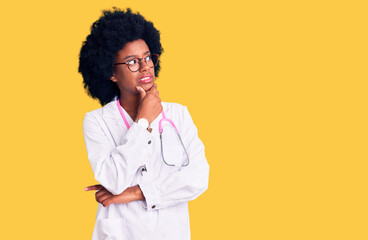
[122,51,151,61]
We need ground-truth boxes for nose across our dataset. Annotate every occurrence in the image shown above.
[139,59,151,72]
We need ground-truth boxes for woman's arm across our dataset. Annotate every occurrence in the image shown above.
[138,106,210,210]
[84,106,209,209]
[84,184,145,207]
[83,84,162,196]
[83,113,152,195]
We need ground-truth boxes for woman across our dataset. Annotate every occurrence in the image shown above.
[79,8,209,240]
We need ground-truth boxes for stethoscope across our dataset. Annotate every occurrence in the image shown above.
[116,99,190,169]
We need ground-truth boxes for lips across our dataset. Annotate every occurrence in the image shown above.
[139,75,153,83]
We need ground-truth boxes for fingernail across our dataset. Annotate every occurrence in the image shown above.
[84,187,88,191]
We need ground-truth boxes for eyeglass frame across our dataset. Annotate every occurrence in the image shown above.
[114,53,160,72]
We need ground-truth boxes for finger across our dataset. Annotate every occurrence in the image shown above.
[84,184,104,191]
[97,192,114,204]
[149,84,158,95]
[95,189,110,198]
[95,190,111,203]
[147,83,157,91]
[151,83,157,90]
[102,196,116,207]
[136,86,146,100]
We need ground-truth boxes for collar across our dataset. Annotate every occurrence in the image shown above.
[101,97,166,122]
[101,97,122,120]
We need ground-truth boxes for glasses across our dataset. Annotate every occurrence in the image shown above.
[114,54,159,72]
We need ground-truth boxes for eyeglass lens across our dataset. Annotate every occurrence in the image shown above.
[128,55,158,72]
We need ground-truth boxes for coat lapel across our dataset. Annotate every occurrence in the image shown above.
[101,100,131,146]
[100,99,165,146]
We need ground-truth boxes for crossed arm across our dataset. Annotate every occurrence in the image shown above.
[83,105,209,210]
[84,184,144,207]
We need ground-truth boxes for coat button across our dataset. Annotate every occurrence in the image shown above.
[148,140,151,144]
[151,205,156,209]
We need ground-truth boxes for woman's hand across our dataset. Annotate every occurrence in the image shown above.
[84,184,145,207]
[136,83,163,124]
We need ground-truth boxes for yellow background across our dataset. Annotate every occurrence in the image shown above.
[0,0,367,239]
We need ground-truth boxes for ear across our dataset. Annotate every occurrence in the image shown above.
[110,74,118,83]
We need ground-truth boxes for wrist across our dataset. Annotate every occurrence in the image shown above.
[135,117,152,132]
[133,185,145,201]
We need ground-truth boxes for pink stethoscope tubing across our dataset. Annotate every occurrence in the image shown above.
[116,99,190,168]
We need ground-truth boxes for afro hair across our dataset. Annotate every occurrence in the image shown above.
[78,8,163,106]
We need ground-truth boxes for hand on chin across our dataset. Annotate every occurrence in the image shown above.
[139,82,155,92]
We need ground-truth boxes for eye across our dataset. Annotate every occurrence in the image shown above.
[144,55,152,62]
[127,59,138,65]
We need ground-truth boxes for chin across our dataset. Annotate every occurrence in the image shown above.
[142,82,154,92]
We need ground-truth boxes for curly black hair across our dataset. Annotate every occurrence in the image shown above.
[79,8,163,106]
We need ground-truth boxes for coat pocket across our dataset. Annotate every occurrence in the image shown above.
[98,218,126,240]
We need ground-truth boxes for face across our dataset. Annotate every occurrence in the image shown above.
[111,39,156,96]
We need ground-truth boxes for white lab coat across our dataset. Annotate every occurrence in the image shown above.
[83,98,209,240]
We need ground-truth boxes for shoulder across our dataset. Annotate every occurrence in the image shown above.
[83,100,117,124]
[161,102,195,128]
[162,101,186,111]
[162,102,189,117]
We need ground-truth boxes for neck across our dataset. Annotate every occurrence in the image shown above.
[119,94,140,120]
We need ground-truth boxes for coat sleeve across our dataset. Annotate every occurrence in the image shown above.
[139,106,210,210]
[83,112,152,195]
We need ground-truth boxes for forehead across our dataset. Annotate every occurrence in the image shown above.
[115,39,150,58]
